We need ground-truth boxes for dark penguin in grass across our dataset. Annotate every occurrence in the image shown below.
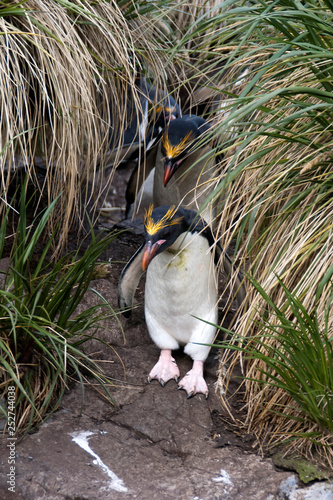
[148,86,181,133]
[126,115,218,222]
[118,205,245,398]
[107,77,181,167]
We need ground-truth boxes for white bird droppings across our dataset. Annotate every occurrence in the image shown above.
[212,469,233,486]
[71,430,128,493]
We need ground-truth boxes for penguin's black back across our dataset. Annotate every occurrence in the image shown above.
[164,115,210,146]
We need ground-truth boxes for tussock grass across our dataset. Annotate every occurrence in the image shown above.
[0,184,120,436]
[0,0,186,252]
[216,276,333,467]
[182,0,333,466]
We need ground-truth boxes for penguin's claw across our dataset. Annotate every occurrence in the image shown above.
[147,375,165,386]
[177,366,209,398]
[148,352,180,387]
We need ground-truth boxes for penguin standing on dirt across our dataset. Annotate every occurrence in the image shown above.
[118,205,245,398]
[126,115,218,223]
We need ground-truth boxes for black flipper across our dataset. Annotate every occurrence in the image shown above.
[118,243,146,317]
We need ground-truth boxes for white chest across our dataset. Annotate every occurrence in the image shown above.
[145,232,218,343]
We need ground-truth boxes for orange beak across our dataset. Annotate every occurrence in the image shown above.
[165,112,177,121]
[163,158,184,187]
[163,161,175,187]
[142,240,166,271]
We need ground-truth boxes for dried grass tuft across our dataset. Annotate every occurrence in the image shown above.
[0,0,184,252]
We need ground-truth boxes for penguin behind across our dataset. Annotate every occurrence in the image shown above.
[118,205,245,398]
[107,79,181,168]
[148,86,181,134]
[126,115,218,223]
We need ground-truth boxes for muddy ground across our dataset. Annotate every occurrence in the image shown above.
[0,167,332,499]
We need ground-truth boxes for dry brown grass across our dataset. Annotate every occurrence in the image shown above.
[0,0,190,252]
[212,72,333,466]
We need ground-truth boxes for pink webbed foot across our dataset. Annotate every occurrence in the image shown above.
[148,349,180,387]
[178,360,208,398]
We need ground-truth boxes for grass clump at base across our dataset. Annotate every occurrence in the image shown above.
[0,188,120,437]
[216,275,333,469]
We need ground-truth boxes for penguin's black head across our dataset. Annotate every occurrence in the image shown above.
[161,115,210,187]
[142,205,190,270]
[150,89,181,128]
[155,100,181,128]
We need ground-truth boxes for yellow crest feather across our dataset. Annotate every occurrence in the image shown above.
[162,130,194,159]
[156,105,173,114]
[144,205,183,235]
